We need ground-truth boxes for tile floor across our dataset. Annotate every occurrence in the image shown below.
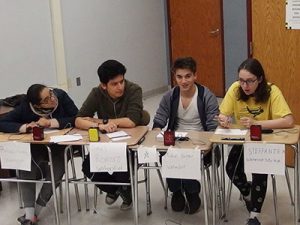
[0,93,297,225]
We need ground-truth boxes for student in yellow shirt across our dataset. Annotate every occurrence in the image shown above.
[217,58,294,225]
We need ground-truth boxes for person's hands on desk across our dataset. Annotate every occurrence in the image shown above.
[216,114,232,128]
[98,122,118,133]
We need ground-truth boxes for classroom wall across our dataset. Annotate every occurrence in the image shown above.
[0,0,248,103]
[0,0,169,107]
[61,0,169,106]
[0,0,57,98]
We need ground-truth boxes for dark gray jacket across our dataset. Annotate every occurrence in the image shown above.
[153,83,219,131]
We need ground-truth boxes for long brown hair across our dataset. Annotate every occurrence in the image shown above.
[237,58,271,103]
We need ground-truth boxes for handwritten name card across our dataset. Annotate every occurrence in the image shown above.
[137,146,159,163]
[162,147,201,180]
[244,143,285,175]
[89,142,127,174]
[0,142,31,171]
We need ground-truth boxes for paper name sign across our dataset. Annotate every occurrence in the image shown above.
[0,142,31,171]
[244,143,285,175]
[89,142,127,174]
[137,146,159,163]
[162,147,201,180]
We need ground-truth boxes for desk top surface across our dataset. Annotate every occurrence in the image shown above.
[0,126,148,146]
[210,125,300,145]
[138,130,213,151]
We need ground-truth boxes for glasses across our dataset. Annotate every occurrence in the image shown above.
[238,78,257,86]
[40,90,55,105]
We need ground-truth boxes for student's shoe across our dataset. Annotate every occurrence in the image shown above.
[119,186,132,210]
[17,215,38,225]
[105,191,120,205]
[171,191,185,212]
[184,192,201,214]
[246,217,261,225]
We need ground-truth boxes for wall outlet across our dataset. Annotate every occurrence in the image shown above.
[76,77,81,86]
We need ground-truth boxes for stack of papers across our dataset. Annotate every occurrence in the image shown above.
[214,128,247,136]
[156,131,188,141]
[106,131,131,141]
[50,134,83,143]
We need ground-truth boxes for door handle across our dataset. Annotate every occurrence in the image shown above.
[209,28,219,34]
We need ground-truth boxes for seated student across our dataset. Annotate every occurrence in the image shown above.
[76,59,145,210]
[217,58,294,225]
[153,57,219,214]
[0,84,78,225]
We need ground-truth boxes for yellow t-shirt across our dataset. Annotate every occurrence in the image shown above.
[219,81,292,123]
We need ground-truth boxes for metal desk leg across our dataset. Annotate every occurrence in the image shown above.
[64,146,71,225]
[201,151,209,225]
[46,146,60,225]
[212,144,216,225]
[292,143,299,225]
[220,144,226,220]
[128,150,138,225]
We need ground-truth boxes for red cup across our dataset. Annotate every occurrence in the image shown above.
[164,130,175,146]
[33,126,44,141]
[250,125,262,141]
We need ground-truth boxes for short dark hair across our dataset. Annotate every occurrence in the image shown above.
[97,60,126,84]
[237,58,271,103]
[172,57,197,74]
[27,84,46,105]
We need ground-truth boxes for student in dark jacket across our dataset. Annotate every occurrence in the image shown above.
[0,84,78,225]
[153,57,219,214]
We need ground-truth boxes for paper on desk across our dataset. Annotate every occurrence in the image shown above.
[156,131,188,141]
[44,129,60,134]
[111,136,131,141]
[50,134,83,143]
[89,142,127,174]
[214,128,247,136]
[162,147,201,180]
[0,142,31,171]
[106,131,129,139]
[138,146,159,163]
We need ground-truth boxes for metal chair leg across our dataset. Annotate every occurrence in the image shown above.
[16,170,24,209]
[59,183,63,213]
[154,162,168,209]
[69,148,81,211]
[93,185,98,214]
[144,164,152,215]
[204,166,212,209]
[285,166,294,205]
[271,174,279,225]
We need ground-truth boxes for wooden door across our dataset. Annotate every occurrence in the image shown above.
[251,0,300,167]
[251,0,300,123]
[167,0,225,97]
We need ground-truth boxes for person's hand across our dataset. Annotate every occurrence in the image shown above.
[37,118,51,128]
[26,122,38,133]
[216,114,231,128]
[99,122,118,133]
[240,117,255,128]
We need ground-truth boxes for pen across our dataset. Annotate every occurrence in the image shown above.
[221,137,245,141]
[64,127,74,135]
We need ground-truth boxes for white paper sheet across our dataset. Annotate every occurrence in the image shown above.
[0,142,31,171]
[244,143,285,175]
[44,128,60,134]
[286,0,300,29]
[50,134,83,143]
[89,142,127,174]
[138,146,159,163]
[162,147,201,180]
[214,128,247,136]
[111,136,131,142]
[106,131,129,139]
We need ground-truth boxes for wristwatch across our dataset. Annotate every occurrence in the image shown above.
[103,117,109,125]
